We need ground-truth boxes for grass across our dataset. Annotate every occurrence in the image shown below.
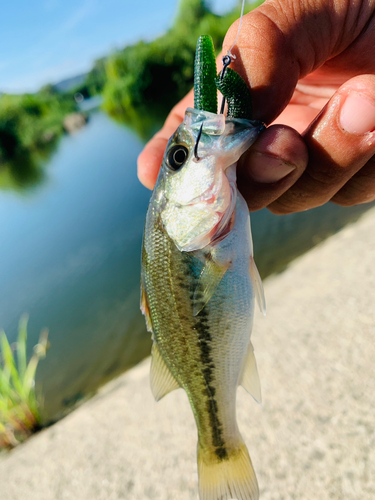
[0,316,49,449]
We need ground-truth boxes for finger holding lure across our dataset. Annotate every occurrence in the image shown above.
[141,34,266,500]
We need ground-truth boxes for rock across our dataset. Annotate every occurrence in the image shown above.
[63,113,87,134]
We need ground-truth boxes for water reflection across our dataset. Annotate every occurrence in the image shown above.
[0,140,57,191]
[104,101,168,141]
[0,90,79,191]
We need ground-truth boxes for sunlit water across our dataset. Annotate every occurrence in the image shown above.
[0,110,372,421]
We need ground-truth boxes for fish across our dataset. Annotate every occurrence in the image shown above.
[140,103,265,500]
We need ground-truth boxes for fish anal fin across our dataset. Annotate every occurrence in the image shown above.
[240,341,262,404]
[193,258,230,316]
[140,281,153,333]
[250,256,266,316]
[150,342,180,402]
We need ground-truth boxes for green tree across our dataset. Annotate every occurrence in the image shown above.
[0,92,76,190]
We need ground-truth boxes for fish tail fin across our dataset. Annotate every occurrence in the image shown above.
[197,441,259,500]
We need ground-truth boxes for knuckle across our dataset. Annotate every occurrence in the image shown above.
[267,197,306,215]
[267,188,327,214]
[267,204,294,215]
[331,195,375,207]
[332,181,375,206]
[304,161,348,189]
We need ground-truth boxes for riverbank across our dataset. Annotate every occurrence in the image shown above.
[1,205,375,500]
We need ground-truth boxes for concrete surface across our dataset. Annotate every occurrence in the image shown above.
[1,206,375,500]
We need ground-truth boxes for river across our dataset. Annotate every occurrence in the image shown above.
[0,110,372,421]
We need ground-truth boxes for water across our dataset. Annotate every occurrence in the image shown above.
[0,110,372,421]
[0,111,150,420]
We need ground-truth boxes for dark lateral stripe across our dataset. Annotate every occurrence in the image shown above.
[195,298,228,460]
[182,255,228,460]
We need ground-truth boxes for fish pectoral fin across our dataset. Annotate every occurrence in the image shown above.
[240,341,262,404]
[140,280,153,333]
[150,342,180,402]
[249,256,266,316]
[193,258,230,316]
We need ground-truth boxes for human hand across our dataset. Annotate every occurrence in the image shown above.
[138,0,375,214]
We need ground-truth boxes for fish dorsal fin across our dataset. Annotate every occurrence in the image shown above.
[150,342,180,402]
[240,341,262,404]
[249,256,266,316]
[140,281,153,333]
[193,257,230,316]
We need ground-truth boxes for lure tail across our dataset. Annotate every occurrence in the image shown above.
[194,35,218,113]
[194,35,255,120]
[198,441,259,500]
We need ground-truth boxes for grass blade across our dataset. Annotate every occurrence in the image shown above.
[23,329,49,398]
[16,314,28,381]
[0,332,24,397]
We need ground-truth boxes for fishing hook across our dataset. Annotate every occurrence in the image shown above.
[194,123,204,161]
[219,55,232,114]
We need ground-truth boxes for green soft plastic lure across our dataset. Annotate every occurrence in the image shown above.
[194,34,254,119]
[194,35,218,113]
[215,67,253,119]
[141,34,265,500]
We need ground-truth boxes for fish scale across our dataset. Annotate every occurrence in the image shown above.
[144,209,245,455]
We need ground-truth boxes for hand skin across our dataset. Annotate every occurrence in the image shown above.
[138,0,375,214]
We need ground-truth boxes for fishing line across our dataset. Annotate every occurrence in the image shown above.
[219,0,246,114]
[227,0,246,59]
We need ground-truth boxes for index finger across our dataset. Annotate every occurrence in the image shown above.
[137,90,194,189]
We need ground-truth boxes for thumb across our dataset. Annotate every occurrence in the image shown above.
[222,0,340,123]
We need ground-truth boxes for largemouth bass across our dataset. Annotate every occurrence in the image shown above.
[141,106,265,500]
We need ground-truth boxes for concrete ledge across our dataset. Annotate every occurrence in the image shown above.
[1,207,375,500]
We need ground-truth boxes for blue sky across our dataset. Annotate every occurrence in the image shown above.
[0,0,239,93]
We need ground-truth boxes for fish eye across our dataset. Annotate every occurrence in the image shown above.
[167,144,189,171]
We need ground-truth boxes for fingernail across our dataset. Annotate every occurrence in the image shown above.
[247,152,296,183]
[340,92,375,134]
